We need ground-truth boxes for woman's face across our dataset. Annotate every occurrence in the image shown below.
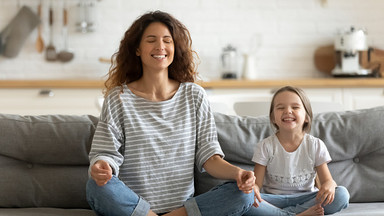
[272,91,308,133]
[136,22,175,74]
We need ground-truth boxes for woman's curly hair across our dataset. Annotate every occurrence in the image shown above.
[103,11,198,96]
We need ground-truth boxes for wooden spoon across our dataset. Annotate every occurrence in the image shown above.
[35,1,44,53]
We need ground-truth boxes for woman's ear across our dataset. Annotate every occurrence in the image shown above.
[136,48,141,56]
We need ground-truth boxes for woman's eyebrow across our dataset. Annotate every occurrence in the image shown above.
[145,35,172,38]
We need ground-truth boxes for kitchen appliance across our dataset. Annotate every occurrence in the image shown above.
[332,26,373,77]
[221,44,239,79]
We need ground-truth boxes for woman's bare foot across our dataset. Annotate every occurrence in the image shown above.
[147,210,158,216]
[163,207,188,216]
[297,204,324,216]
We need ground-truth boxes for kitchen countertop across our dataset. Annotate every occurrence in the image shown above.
[0,78,383,89]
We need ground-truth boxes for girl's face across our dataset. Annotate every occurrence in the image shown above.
[272,91,308,133]
[136,22,175,74]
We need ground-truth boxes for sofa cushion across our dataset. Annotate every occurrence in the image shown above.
[195,106,384,203]
[0,114,98,208]
[311,106,384,202]
[0,208,96,216]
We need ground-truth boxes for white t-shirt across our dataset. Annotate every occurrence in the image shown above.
[252,133,331,195]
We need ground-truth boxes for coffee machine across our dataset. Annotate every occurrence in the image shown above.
[332,26,373,77]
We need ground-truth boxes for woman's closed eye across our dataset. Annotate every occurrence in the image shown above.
[163,38,173,43]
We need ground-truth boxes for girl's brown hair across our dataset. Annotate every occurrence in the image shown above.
[103,11,198,96]
[269,86,313,133]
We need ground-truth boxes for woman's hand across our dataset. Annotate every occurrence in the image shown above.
[91,160,113,186]
[203,155,256,194]
[236,169,256,194]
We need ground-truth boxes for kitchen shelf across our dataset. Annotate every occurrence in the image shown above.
[197,78,384,89]
[0,78,383,89]
[0,80,104,89]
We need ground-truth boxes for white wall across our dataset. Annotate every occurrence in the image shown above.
[1,0,384,80]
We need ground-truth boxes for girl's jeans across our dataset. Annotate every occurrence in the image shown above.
[243,186,350,216]
[86,176,254,216]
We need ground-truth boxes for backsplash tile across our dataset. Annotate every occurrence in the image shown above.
[0,0,383,80]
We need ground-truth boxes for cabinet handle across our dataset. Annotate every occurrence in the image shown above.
[39,89,55,97]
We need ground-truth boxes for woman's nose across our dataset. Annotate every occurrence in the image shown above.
[155,41,165,50]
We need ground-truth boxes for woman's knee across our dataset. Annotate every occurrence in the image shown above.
[222,182,255,206]
[86,177,119,203]
[194,182,255,215]
[86,176,144,216]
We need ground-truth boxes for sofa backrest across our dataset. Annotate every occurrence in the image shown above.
[1,106,383,207]
[0,114,98,208]
[196,106,384,203]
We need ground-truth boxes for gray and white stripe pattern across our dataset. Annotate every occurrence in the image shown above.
[89,82,224,213]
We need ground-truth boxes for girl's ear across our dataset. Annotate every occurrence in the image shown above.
[136,49,141,56]
[305,114,309,123]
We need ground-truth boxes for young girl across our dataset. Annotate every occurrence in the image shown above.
[245,86,349,216]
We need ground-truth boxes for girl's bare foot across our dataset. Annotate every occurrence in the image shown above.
[297,204,324,216]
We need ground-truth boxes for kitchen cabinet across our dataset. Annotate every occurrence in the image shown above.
[0,88,103,116]
[343,88,384,110]
[207,88,344,116]
[1,78,383,117]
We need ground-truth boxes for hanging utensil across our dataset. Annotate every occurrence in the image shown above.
[58,2,74,62]
[76,0,94,33]
[35,1,44,53]
[45,1,56,61]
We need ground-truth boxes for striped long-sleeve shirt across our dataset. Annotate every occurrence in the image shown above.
[88,82,224,213]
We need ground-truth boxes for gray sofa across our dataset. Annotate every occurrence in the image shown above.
[1,106,383,216]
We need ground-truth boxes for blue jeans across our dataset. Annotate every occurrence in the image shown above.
[243,186,350,216]
[86,176,254,216]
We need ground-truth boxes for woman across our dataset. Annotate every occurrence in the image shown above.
[86,11,255,216]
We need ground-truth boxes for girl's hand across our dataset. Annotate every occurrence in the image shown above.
[252,185,263,208]
[316,180,336,206]
[91,160,113,186]
[316,163,337,206]
[236,169,256,194]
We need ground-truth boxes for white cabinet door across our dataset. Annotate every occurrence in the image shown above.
[206,88,273,116]
[302,88,344,113]
[206,88,344,117]
[0,89,103,116]
[343,88,384,110]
